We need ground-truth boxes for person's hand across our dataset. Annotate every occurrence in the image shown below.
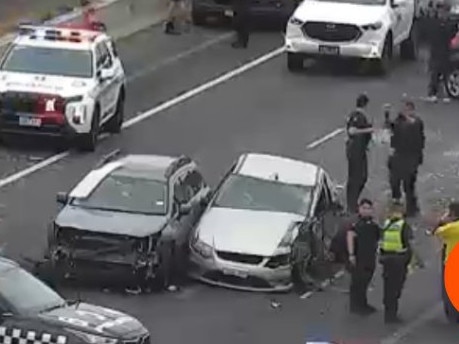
[349,255,356,266]
[348,127,357,135]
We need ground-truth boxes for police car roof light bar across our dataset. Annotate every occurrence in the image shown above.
[18,25,98,42]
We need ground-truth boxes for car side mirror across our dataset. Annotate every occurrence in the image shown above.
[56,192,68,205]
[179,203,192,215]
[99,68,115,81]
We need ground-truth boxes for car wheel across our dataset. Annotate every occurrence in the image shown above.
[370,35,392,75]
[444,69,459,99]
[400,21,418,61]
[192,9,206,26]
[106,91,124,134]
[76,106,100,152]
[287,52,303,72]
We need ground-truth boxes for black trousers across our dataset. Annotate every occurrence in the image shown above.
[381,254,409,319]
[233,18,249,47]
[388,155,419,212]
[349,262,375,310]
[346,151,368,213]
[428,61,449,97]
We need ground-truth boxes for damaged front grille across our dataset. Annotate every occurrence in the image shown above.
[216,251,263,265]
[56,227,158,256]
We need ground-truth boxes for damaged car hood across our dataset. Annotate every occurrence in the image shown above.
[55,206,169,237]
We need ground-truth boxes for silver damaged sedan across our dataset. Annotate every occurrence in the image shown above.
[189,153,343,292]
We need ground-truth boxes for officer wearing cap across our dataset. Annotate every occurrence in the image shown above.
[345,93,375,213]
[384,98,425,216]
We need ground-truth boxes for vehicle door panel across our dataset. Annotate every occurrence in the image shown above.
[95,42,117,121]
[313,179,339,259]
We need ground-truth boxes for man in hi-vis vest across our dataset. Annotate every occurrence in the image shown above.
[379,201,414,324]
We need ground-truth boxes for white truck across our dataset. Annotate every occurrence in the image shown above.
[285,0,418,74]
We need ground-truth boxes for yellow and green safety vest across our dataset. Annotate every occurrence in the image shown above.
[381,219,407,253]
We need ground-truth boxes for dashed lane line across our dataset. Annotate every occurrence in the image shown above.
[0,45,285,190]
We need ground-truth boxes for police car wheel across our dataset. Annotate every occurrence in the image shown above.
[444,69,459,99]
[77,107,100,152]
[106,93,124,134]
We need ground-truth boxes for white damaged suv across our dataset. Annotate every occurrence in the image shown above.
[0,25,125,151]
[285,0,417,74]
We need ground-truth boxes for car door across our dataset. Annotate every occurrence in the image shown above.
[95,41,117,121]
[312,177,339,260]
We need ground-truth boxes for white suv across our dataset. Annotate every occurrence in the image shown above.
[0,25,126,151]
[285,0,417,74]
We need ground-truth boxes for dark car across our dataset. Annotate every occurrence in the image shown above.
[44,150,211,288]
[0,256,150,344]
[191,0,299,27]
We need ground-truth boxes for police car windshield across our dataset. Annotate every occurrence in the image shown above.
[0,267,65,314]
[0,45,93,78]
[72,175,168,215]
[213,174,312,215]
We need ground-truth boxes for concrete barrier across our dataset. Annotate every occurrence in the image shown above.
[0,0,168,53]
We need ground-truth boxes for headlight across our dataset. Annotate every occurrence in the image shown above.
[362,21,383,30]
[191,235,213,258]
[289,17,304,26]
[68,330,118,344]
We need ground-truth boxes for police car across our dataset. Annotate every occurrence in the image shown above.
[0,25,126,151]
[0,256,150,344]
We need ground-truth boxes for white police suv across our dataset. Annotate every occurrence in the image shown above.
[0,257,150,344]
[285,0,418,74]
[0,25,126,151]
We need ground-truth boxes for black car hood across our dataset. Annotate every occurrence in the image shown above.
[55,206,168,237]
[39,302,146,338]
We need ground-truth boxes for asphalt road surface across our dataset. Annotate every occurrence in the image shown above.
[1,24,459,344]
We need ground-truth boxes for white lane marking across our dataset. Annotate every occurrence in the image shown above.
[126,33,233,84]
[379,303,442,344]
[122,46,286,128]
[0,152,69,188]
[299,269,345,299]
[306,128,345,149]
[0,46,285,189]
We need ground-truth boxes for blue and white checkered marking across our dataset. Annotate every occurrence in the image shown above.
[0,326,67,344]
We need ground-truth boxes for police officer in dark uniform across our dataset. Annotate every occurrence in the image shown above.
[425,3,457,102]
[384,99,425,216]
[380,201,414,323]
[231,0,250,48]
[346,198,381,315]
[345,94,375,213]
